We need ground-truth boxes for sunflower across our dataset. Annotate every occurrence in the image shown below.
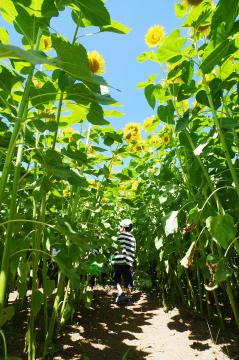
[101,197,109,205]
[87,144,96,156]
[181,0,190,9]
[150,135,160,146]
[40,36,52,52]
[183,0,213,6]
[168,76,183,85]
[32,79,43,89]
[163,124,172,133]
[87,50,105,75]
[143,117,154,133]
[145,25,165,48]
[63,187,71,197]
[88,180,99,189]
[135,140,147,152]
[183,0,203,5]
[196,25,211,36]
[123,123,141,143]
[162,133,170,145]
[63,127,78,142]
[44,108,55,122]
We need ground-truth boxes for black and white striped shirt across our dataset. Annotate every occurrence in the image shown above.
[112,231,136,267]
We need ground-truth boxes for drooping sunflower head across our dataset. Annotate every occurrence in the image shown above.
[63,187,71,197]
[163,124,172,133]
[162,133,170,145]
[87,50,105,75]
[40,35,52,52]
[145,25,165,48]
[150,135,160,146]
[143,117,154,133]
[123,122,141,143]
[196,25,211,36]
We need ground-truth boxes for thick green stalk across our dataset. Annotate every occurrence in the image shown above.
[217,245,239,330]
[0,28,42,309]
[203,79,239,200]
[42,243,49,337]
[193,31,239,201]
[0,29,42,207]
[0,69,33,207]
[212,291,224,329]
[72,11,82,45]
[185,131,224,214]
[0,330,7,358]
[0,126,26,308]
[28,195,46,360]
[52,92,64,150]
[223,100,239,152]
[226,282,239,329]
[196,267,203,316]
[185,270,197,311]
[43,272,65,357]
[60,280,70,324]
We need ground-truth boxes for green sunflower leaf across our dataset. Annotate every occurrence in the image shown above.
[157,29,186,62]
[101,19,131,34]
[206,214,236,249]
[87,102,109,125]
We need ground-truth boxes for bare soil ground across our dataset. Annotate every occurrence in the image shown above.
[5,289,239,360]
[53,289,238,360]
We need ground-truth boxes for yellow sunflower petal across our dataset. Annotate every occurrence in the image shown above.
[32,79,43,89]
[40,36,52,52]
[87,50,105,75]
[145,25,165,48]
[162,133,170,145]
[150,135,160,146]
[123,122,141,143]
[143,117,154,133]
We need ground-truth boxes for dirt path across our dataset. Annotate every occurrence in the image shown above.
[53,289,238,360]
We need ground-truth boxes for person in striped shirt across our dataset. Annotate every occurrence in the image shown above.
[112,219,136,305]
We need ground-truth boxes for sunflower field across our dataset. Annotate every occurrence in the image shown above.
[0,0,239,359]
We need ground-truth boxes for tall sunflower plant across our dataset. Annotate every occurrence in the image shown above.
[136,0,239,329]
[0,0,130,358]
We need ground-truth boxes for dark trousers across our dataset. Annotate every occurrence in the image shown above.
[113,264,133,289]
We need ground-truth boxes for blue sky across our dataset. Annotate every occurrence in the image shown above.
[1,0,183,130]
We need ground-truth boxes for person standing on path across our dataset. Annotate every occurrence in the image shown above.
[112,219,136,305]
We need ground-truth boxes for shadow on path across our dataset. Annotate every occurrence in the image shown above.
[54,290,160,360]
[167,308,239,359]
